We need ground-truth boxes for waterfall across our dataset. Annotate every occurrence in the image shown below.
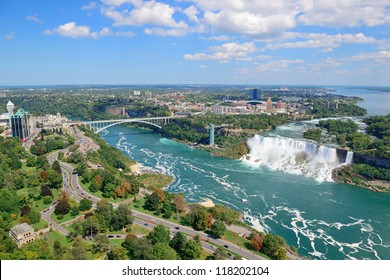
[244,135,342,182]
[345,151,354,165]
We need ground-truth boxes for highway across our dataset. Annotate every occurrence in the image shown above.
[59,160,264,259]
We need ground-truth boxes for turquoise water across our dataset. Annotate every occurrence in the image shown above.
[102,87,390,260]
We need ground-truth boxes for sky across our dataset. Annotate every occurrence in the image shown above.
[0,0,389,86]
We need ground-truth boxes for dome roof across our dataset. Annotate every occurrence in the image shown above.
[7,100,14,106]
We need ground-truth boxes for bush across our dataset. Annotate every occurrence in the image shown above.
[43,196,53,205]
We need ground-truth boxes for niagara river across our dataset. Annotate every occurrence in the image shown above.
[102,87,390,260]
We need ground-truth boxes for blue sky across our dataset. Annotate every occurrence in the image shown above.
[1,0,389,86]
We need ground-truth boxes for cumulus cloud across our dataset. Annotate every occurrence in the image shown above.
[82,2,98,10]
[5,31,15,40]
[26,15,42,23]
[184,42,256,62]
[101,0,187,28]
[44,22,135,39]
[200,0,298,38]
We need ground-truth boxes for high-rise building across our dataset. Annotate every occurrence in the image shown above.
[251,89,259,100]
[276,100,287,113]
[266,97,273,110]
[10,109,30,140]
[7,100,14,115]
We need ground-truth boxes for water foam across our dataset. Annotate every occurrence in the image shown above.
[244,135,347,182]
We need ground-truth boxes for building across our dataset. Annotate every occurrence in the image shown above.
[9,223,37,247]
[251,89,259,100]
[133,90,141,96]
[276,100,287,113]
[10,109,31,140]
[266,97,273,111]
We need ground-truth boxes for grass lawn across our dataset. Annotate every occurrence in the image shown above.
[131,224,151,235]
[138,173,173,189]
[108,239,124,248]
[51,212,75,224]
[45,230,72,248]
[32,220,48,231]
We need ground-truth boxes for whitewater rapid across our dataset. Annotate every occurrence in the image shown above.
[243,135,352,182]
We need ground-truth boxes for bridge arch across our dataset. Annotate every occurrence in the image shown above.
[92,119,162,133]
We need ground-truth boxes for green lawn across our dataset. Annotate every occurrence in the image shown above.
[32,220,48,231]
[108,239,124,248]
[45,230,72,248]
[51,212,75,224]
[131,224,151,236]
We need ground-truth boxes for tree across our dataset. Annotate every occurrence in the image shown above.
[68,236,87,260]
[251,234,264,251]
[27,211,41,224]
[96,199,113,230]
[169,232,186,256]
[148,224,170,245]
[193,209,209,231]
[20,205,31,217]
[182,239,202,260]
[70,206,80,217]
[53,240,65,260]
[40,186,53,198]
[121,234,138,252]
[172,194,187,217]
[207,247,228,260]
[111,204,133,231]
[92,235,110,254]
[130,238,153,260]
[79,198,92,211]
[144,192,159,211]
[210,220,226,238]
[151,242,177,260]
[107,247,128,260]
[261,234,286,260]
[83,216,100,238]
[51,160,61,173]
[54,200,70,215]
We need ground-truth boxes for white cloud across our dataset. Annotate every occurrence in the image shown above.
[267,32,376,50]
[184,5,199,22]
[5,31,15,40]
[316,58,342,68]
[44,22,91,38]
[26,15,42,23]
[144,27,190,37]
[44,22,135,39]
[197,65,208,68]
[352,51,390,61]
[297,0,390,27]
[82,2,98,10]
[201,1,297,38]
[255,59,304,72]
[101,1,187,28]
[184,42,256,61]
[201,35,232,41]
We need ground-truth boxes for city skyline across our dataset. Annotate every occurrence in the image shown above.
[1,0,389,86]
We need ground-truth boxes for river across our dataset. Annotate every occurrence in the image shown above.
[102,86,390,260]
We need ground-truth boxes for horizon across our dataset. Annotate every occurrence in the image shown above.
[1,1,389,86]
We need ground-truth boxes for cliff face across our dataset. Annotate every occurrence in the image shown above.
[352,153,390,168]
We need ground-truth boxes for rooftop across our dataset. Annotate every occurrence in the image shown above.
[11,109,29,118]
[11,223,34,235]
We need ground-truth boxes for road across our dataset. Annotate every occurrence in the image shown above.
[60,160,264,259]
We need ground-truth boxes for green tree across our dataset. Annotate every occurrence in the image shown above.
[144,192,159,211]
[70,206,80,217]
[68,236,87,260]
[130,238,153,260]
[54,200,70,215]
[148,224,170,245]
[79,198,92,211]
[107,247,128,260]
[193,209,208,231]
[111,204,133,231]
[210,220,226,238]
[151,242,177,260]
[261,234,286,260]
[169,232,187,256]
[92,235,110,254]
[182,239,202,260]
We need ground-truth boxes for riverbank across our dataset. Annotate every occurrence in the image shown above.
[333,166,390,193]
